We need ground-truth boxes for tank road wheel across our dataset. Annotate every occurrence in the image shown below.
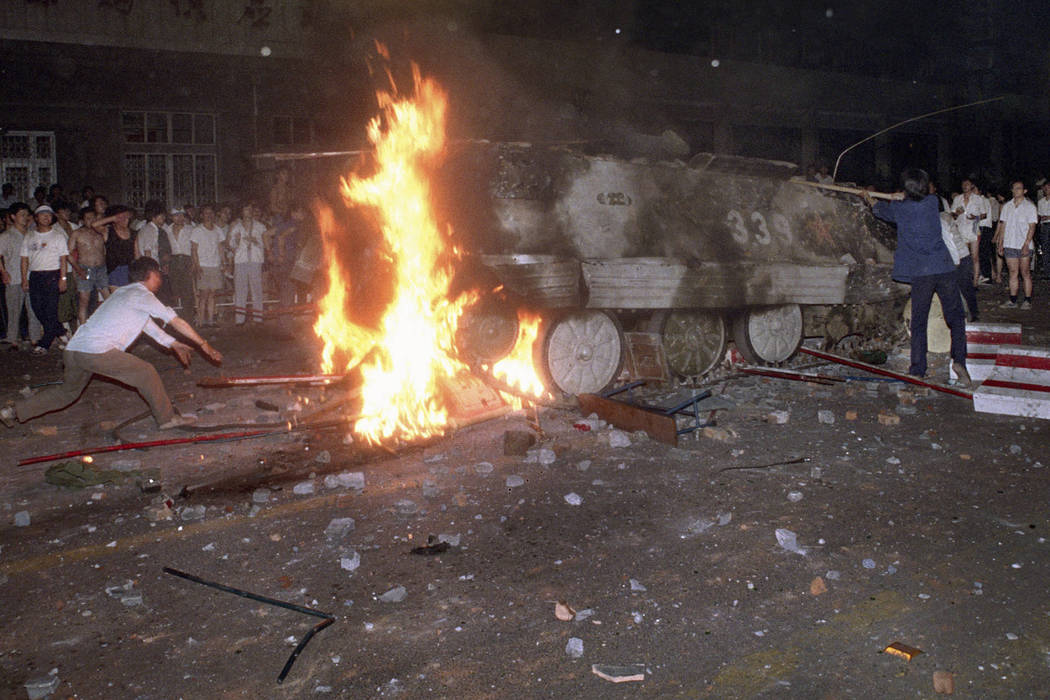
[544,311,624,396]
[661,310,728,378]
[734,304,804,364]
[457,307,520,363]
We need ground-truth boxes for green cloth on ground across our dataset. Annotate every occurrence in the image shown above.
[44,461,137,488]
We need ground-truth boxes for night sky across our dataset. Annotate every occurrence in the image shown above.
[467,0,1050,96]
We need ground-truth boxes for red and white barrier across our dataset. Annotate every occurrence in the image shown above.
[950,322,1022,383]
[973,345,1050,420]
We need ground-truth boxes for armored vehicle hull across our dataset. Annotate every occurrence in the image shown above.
[446,143,907,395]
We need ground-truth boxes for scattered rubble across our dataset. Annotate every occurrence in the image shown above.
[591,664,646,683]
[378,586,407,603]
[323,471,365,490]
[324,518,356,539]
[775,528,807,555]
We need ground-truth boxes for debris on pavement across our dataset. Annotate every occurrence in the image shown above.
[809,576,827,595]
[883,642,923,661]
[324,518,356,539]
[163,566,335,684]
[933,671,955,694]
[24,670,60,700]
[554,601,576,621]
[323,471,365,490]
[339,552,361,572]
[591,664,646,683]
[378,585,407,603]
[565,637,584,658]
[774,528,807,555]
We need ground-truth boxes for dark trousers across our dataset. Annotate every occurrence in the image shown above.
[28,269,64,349]
[909,271,967,378]
[978,226,995,279]
[169,254,196,322]
[956,255,979,321]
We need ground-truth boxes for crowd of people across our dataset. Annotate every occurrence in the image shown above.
[0,169,323,356]
[804,166,1050,318]
[861,168,1050,387]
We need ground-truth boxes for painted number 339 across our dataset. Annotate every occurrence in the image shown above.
[725,210,791,246]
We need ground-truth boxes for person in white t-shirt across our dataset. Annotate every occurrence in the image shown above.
[994,181,1038,309]
[950,179,988,287]
[20,205,69,354]
[0,256,222,431]
[227,203,270,325]
[165,208,196,322]
[1036,181,1050,280]
[190,204,225,326]
[136,201,166,261]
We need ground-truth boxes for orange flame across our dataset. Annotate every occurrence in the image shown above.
[314,60,546,443]
[491,311,546,406]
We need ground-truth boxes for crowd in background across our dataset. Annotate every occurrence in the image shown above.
[806,165,1050,317]
[0,168,323,356]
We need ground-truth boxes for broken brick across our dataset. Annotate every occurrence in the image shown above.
[878,411,901,426]
[933,671,954,694]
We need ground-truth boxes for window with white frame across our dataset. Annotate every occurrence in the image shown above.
[123,153,217,211]
[1,131,57,202]
[121,111,217,210]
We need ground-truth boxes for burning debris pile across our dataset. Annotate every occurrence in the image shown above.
[312,61,545,445]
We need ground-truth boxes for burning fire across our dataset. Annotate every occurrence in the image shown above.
[490,311,546,406]
[314,61,545,443]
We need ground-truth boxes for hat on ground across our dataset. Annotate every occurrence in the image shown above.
[34,204,54,215]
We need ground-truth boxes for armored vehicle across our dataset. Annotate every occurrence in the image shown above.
[448,143,907,395]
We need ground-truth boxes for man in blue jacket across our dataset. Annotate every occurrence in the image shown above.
[866,168,971,387]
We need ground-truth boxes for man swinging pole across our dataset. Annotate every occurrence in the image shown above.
[2,257,222,430]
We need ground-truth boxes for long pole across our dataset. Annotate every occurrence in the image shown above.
[799,347,973,400]
[795,180,900,200]
[832,96,1005,181]
[17,420,347,467]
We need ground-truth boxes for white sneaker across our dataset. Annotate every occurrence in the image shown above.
[0,406,15,428]
[31,345,48,355]
[1000,300,1017,309]
[1020,300,1032,310]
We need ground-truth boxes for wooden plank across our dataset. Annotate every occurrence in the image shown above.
[623,332,669,382]
[578,393,679,446]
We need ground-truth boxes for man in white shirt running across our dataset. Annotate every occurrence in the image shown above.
[1,257,222,430]
[994,181,1039,309]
